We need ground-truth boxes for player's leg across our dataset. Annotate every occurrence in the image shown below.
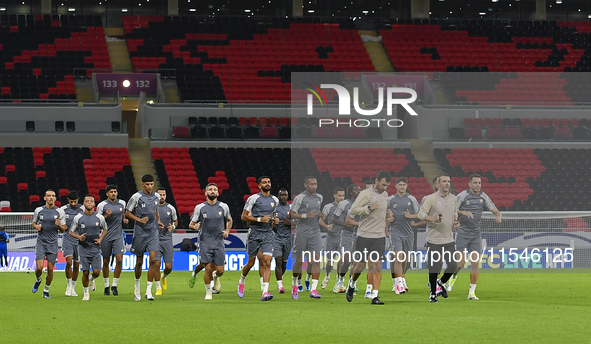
[238,232,259,297]
[204,262,214,299]
[274,255,284,291]
[111,252,123,296]
[189,262,206,288]
[448,235,468,291]
[467,238,481,300]
[367,237,385,304]
[259,232,274,300]
[257,251,265,290]
[133,252,143,301]
[32,252,44,293]
[291,233,309,299]
[72,245,80,294]
[400,236,413,292]
[145,249,157,300]
[308,234,323,298]
[43,260,55,298]
[89,254,101,297]
[160,240,173,292]
[154,249,163,295]
[64,255,73,296]
[427,242,441,302]
[81,255,91,301]
[435,243,457,300]
[211,247,224,294]
[346,237,366,302]
[272,235,284,292]
[63,242,73,294]
[101,239,113,295]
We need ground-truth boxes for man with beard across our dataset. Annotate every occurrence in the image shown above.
[189,183,232,299]
[238,176,279,301]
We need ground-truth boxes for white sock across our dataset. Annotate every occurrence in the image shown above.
[311,279,319,291]
[297,277,302,285]
[353,279,358,288]
[348,277,355,288]
[104,278,109,288]
[260,277,264,285]
[366,284,373,294]
[210,281,214,289]
[155,281,161,290]
[134,278,140,290]
[239,275,246,284]
[89,275,94,282]
[162,272,169,279]
[469,284,477,294]
[192,271,197,278]
[36,277,42,282]
[326,272,331,279]
[392,277,397,285]
[113,278,118,287]
[67,278,72,288]
[292,276,299,286]
[262,282,269,293]
[372,290,379,298]
[305,274,311,282]
[72,280,77,287]
[44,284,50,293]
[83,287,89,294]
[213,271,217,280]
[146,281,153,294]
[277,280,283,289]
[205,284,212,294]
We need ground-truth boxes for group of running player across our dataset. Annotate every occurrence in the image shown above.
[31,169,500,304]
[31,174,177,301]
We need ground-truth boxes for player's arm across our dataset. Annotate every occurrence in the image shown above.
[418,195,439,223]
[456,192,473,218]
[222,204,233,238]
[349,191,373,216]
[283,211,292,226]
[97,202,109,218]
[289,195,315,219]
[189,205,202,230]
[56,209,67,232]
[345,215,359,227]
[242,209,271,223]
[156,208,164,228]
[121,200,129,224]
[5,233,9,243]
[125,210,147,224]
[491,208,502,223]
[96,216,108,245]
[125,195,147,223]
[68,216,86,241]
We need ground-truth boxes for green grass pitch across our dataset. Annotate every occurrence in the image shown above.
[1,270,590,343]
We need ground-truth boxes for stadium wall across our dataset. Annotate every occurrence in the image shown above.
[416,105,591,139]
[0,103,122,133]
[140,103,402,140]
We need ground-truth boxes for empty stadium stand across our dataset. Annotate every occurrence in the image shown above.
[450,116,590,140]
[0,14,108,101]
[432,147,591,211]
[152,147,300,229]
[125,16,374,103]
[0,147,136,218]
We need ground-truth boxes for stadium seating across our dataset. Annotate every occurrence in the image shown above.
[310,147,428,200]
[0,147,135,215]
[452,117,590,140]
[0,14,108,101]
[125,16,374,103]
[151,147,426,228]
[434,148,551,210]
[152,147,300,229]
